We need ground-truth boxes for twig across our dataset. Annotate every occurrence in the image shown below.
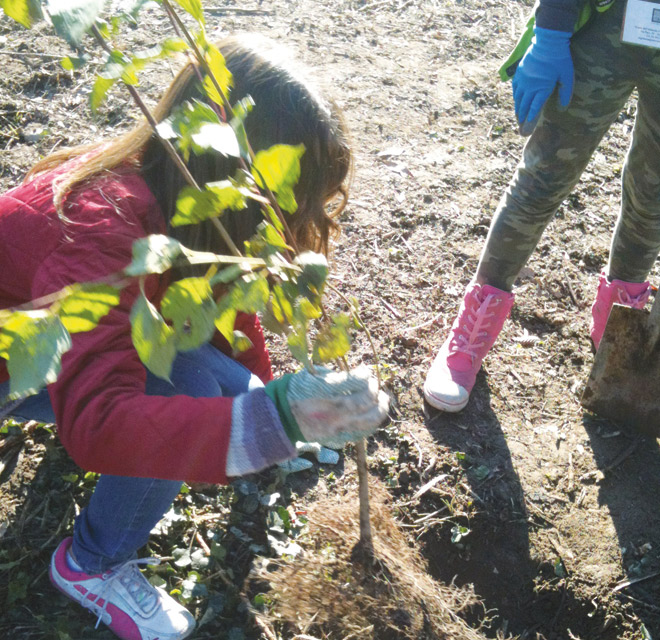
[604,438,639,473]
[565,278,581,308]
[380,297,402,319]
[206,6,274,15]
[613,571,660,593]
[404,311,442,333]
[0,51,64,59]
[91,23,242,258]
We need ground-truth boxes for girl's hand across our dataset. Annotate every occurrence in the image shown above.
[265,365,390,448]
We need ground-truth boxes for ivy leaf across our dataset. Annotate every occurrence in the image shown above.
[252,144,305,213]
[295,251,328,301]
[174,0,204,25]
[3,311,72,398]
[55,284,121,334]
[46,0,105,47]
[161,278,216,351]
[130,292,176,380]
[1,0,42,28]
[312,314,352,363]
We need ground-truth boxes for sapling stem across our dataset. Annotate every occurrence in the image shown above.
[160,0,298,258]
[89,24,242,258]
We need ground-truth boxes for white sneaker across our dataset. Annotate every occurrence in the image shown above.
[49,537,195,640]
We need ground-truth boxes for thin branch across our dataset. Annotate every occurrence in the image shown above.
[161,0,299,257]
[90,24,242,257]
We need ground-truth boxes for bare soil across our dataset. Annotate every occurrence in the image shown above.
[2,1,660,639]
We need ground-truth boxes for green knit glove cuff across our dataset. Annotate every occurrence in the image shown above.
[264,374,305,445]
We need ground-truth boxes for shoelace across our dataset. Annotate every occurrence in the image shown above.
[88,557,161,629]
[450,293,501,359]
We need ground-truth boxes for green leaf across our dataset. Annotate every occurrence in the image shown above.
[129,292,176,380]
[7,571,29,605]
[174,0,204,25]
[172,182,247,227]
[234,275,269,314]
[231,330,252,353]
[294,251,328,300]
[4,311,72,398]
[287,326,310,369]
[230,97,254,162]
[451,525,470,544]
[258,221,289,251]
[124,235,186,277]
[191,122,240,157]
[46,0,105,47]
[312,314,351,363]
[202,44,232,106]
[55,284,120,334]
[252,144,305,213]
[1,0,42,28]
[269,286,294,325]
[209,264,243,286]
[215,291,238,345]
[61,54,89,71]
[156,99,222,161]
[90,75,117,112]
[161,278,216,351]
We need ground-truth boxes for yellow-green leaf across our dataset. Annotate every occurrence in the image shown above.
[312,314,352,363]
[251,144,305,213]
[130,292,176,380]
[202,44,232,106]
[174,0,204,24]
[55,284,120,334]
[234,275,269,314]
[4,311,72,398]
[215,290,239,345]
[90,74,117,112]
[172,183,247,227]
[232,330,253,353]
[2,0,42,28]
[161,278,216,351]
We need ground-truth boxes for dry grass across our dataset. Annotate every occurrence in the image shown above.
[254,480,489,640]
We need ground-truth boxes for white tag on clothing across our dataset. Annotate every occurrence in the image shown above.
[622,0,660,48]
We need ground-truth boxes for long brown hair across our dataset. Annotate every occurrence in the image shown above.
[27,34,352,256]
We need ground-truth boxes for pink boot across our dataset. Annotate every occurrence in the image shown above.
[590,271,651,350]
[424,282,514,412]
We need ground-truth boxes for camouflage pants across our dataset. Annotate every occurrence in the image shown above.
[477,1,660,291]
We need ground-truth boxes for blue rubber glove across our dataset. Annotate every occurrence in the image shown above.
[512,26,573,135]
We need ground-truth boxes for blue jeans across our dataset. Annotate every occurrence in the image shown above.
[1,344,263,573]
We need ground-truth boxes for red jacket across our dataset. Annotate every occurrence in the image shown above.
[0,162,273,484]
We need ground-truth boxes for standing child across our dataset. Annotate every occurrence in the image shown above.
[424,0,660,412]
[0,35,389,640]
